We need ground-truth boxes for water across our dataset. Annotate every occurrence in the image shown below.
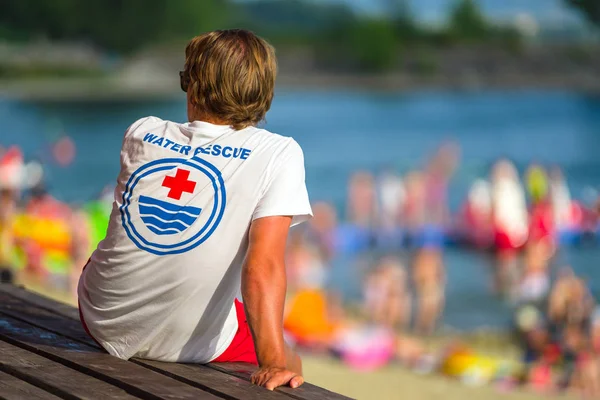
[2,89,600,330]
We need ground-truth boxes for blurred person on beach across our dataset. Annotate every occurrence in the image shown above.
[526,164,549,207]
[405,145,458,245]
[514,269,600,395]
[20,183,74,282]
[584,310,600,397]
[517,167,555,308]
[526,164,556,254]
[490,159,528,297]
[423,143,459,230]
[284,278,426,372]
[549,167,580,243]
[548,269,595,333]
[514,305,559,393]
[403,170,427,235]
[336,171,378,254]
[377,169,405,228]
[413,247,446,334]
[304,201,338,261]
[0,147,24,282]
[458,178,493,249]
[375,169,406,250]
[77,30,312,391]
[408,144,457,334]
[363,256,411,331]
[347,171,378,229]
[285,239,328,294]
[546,268,598,396]
[517,239,551,308]
[559,323,599,396]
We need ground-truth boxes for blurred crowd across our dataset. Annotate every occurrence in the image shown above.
[0,145,110,297]
[281,143,600,395]
[2,141,600,396]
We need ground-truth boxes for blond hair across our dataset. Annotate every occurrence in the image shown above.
[183,29,277,130]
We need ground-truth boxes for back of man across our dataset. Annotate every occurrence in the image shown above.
[78,30,311,390]
[79,117,309,361]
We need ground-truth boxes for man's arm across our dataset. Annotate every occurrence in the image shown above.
[242,215,304,391]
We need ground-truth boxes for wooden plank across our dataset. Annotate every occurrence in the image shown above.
[0,292,286,400]
[0,315,223,400]
[0,292,98,349]
[208,363,354,400]
[0,284,79,320]
[0,340,137,400]
[0,370,61,400]
[136,360,288,400]
[0,286,353,399]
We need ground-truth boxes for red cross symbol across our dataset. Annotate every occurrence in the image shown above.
[162,168,197,200]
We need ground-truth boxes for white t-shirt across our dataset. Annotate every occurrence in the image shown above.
[78,117,312,363]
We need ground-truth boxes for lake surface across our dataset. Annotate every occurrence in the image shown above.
[2,88,599,330]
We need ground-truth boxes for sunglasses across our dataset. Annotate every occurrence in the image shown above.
[179,71,190,92]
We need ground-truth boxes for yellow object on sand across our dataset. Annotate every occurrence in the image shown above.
[441,346,522,385]
[443,350,496,379]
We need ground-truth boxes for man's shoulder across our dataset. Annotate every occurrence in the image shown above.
[245,127,302,155]
[125,116,172,137]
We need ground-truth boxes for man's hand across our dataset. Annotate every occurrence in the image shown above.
[251,366,304,391]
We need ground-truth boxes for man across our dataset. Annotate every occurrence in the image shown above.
[78,30,312,390]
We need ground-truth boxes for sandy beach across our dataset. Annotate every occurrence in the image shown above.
[302,355,575,400]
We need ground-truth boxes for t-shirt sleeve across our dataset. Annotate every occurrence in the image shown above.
[252,139,313,227]
[124,116,158,139]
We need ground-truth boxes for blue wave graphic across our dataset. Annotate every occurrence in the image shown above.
[138,195,201,235]
[139,204,197,225]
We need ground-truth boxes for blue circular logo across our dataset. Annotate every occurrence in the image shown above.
[120,157,226,255]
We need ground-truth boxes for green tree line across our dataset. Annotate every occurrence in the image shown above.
[565,0,600,26]
[0,0,231,52]
[0,0,595,73]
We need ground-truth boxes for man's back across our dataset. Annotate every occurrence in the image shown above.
[78,116,310,362]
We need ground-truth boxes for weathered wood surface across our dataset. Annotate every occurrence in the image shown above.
[0,340,136,400]
[0,284,353,400]
[0,370,61,400]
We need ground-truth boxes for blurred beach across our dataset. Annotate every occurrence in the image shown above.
[302,355,579,400]
[2,0,600,398]
[3,90,600,328]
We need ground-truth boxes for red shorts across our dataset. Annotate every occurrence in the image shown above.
[213,299,258,365]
